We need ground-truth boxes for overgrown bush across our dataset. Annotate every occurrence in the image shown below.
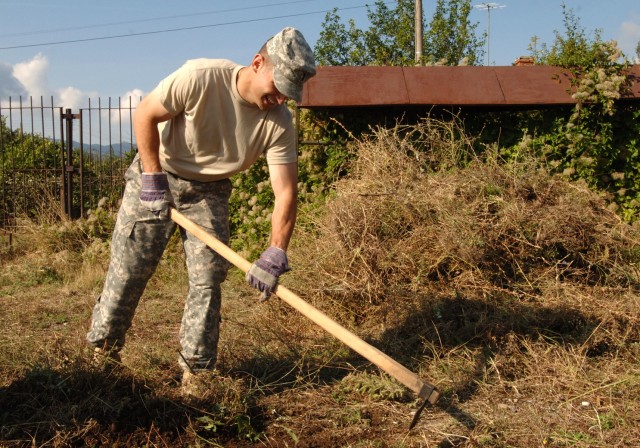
[291,118,640,312]
[520,6,640,222]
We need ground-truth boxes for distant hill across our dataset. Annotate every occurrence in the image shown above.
[72,141,136,157]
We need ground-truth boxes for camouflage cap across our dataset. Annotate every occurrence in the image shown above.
[266,27,316,102]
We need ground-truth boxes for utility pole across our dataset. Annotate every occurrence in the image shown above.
[415,0,423,65]
[474,2,506,66]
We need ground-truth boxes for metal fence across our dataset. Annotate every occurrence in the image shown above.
[0,96,139,231]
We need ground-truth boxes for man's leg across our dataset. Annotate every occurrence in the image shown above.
[87,156,176,352]
[173,176,232,372]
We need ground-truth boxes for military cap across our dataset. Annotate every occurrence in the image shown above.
[267,27,316,102]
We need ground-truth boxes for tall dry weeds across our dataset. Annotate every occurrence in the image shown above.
[293,118,640,309]
[284,118,640,445]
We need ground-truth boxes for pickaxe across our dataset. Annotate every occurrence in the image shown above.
[170,208,440,429]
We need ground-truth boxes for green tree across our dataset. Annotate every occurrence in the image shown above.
[314,0,483,66]
[531,4,616,68]
[314,9,369,66]
[363,0,416,66]
[423,0,483,65]
[0,116,63,175]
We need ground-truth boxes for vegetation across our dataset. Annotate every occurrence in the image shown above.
[529,4,613,69]
[423,0,483,65]
[519,6,639,222]
[1,117,639,446]
[314,0,483,66]
[0,117,128,223]
[0,118,62,170]
[0,115,65,223]
[310,3,640,228]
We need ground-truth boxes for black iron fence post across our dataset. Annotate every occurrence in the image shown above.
[63,109,80,219]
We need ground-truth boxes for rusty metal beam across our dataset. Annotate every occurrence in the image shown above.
[299,65,640,108]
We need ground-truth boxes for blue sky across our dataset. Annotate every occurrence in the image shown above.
[1,0,639,111]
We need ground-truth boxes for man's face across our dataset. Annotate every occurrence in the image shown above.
[254,55,287,111]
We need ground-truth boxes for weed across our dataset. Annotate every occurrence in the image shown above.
[339,372,411,402]
[553,429,598,444]
[598,411,624,431]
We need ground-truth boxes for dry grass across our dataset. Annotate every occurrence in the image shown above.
[287,120,640,446]
[1,118,640,447]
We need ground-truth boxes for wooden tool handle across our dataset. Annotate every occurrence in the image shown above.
[170,208,438,401]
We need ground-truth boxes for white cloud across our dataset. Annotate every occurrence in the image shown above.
[59,85,98,110]
[3,54,143,119]
[0,61,26,98]
[12,53,50,99]
[2,55,145,145]
[4,54,130,108]
[107,88,145,129]
[618,16,640,61]
[120,89,145,106]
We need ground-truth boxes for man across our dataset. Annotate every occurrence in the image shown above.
[86,27,316,395]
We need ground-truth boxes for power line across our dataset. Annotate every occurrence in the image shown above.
[0,2,392,51]
[0,0,323,39]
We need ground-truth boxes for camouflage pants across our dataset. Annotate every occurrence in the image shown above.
[86,155,231,371]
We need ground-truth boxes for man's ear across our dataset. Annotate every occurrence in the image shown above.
[251,54,265,72]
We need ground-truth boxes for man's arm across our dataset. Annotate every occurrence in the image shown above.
[133,93,172,173]
[268,162,298,251]
[245,161,297,300]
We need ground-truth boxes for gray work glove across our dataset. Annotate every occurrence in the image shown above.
[246,247,290,301]
[140,172,169,215]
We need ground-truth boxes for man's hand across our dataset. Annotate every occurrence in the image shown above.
[140,172,169,214]
[246,247,290,301]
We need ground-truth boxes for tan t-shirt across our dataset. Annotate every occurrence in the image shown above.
[151,58,296,182]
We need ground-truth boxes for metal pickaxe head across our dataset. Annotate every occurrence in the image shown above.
[409,383,441,430]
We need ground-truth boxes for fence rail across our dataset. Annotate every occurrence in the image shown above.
[0,96,139,231]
